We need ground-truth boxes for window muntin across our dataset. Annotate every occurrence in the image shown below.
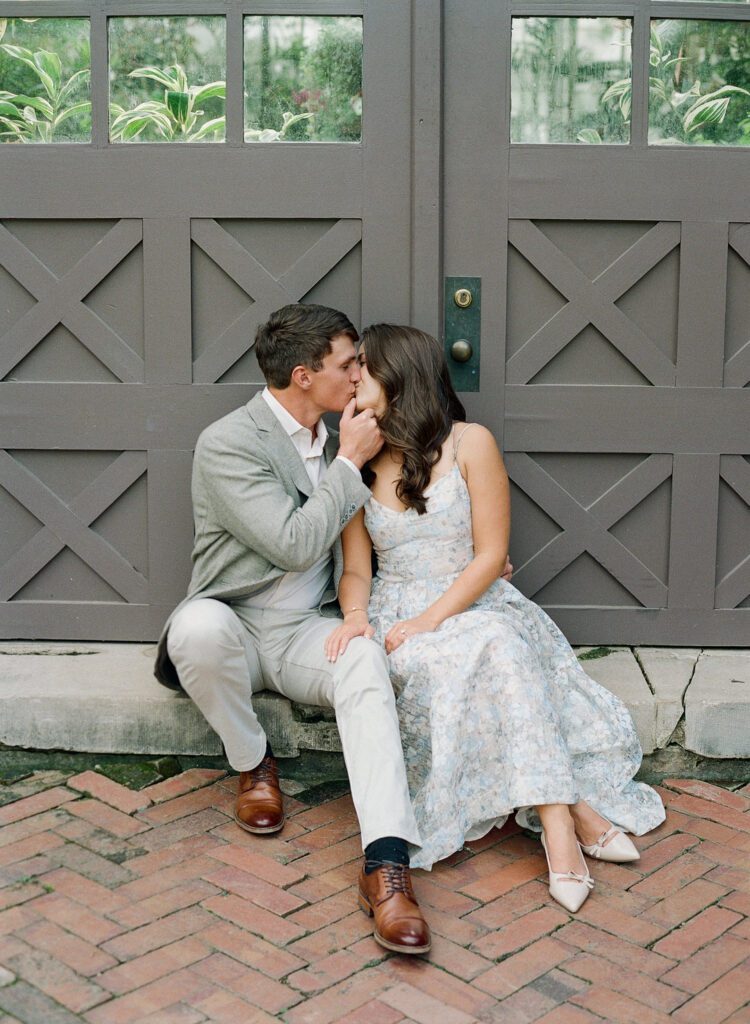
[0,17,90,144]
[511,17,633,144]
[243,16,362,142]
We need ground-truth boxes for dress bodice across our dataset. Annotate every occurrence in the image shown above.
[364,464,474,582]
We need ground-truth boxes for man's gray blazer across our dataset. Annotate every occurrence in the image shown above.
[154,392,370,690]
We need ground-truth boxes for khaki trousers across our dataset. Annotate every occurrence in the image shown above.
[166,598,421,850]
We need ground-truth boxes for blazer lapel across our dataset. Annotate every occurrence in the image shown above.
[246,394,313,498]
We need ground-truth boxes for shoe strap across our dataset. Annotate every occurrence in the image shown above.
[553,870,594,888]
[595,826,621,848]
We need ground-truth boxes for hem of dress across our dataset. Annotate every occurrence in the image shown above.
[407,788,580,871]
[407,791,666,871]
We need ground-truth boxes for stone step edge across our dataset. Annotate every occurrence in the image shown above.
[0,643,748,760]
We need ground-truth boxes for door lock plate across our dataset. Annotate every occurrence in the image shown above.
[444,276,480,391]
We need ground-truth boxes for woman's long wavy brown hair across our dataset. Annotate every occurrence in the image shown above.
[361,324,467,515]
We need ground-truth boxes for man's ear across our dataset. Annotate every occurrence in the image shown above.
[290,364,313,390]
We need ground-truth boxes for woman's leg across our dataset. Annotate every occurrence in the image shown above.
[570,799,622,846]
[535,803,586,873]
[536,802,594,913]
[567,798,641,863]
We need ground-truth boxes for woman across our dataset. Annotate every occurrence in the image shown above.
[325,324,665,912]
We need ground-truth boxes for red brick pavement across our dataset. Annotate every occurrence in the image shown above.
[0,771,748,1023]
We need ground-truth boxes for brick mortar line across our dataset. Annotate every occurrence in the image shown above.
[634,827,742,953]
[641,886,748,956]
[553,960,691,1015]
[467,914,570,966]
[198,894,316,937]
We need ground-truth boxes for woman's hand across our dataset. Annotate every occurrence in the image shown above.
[385,615,437,655]
[325,612,374,663]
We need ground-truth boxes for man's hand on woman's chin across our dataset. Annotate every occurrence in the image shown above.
[337,397,384,468]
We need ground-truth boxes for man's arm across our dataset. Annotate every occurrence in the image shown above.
[196,431,370,573]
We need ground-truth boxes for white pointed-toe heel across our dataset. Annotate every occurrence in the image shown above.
[540,830,594,914]
[578,823,640,863]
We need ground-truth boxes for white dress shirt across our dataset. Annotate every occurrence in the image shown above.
[241,388,359,610]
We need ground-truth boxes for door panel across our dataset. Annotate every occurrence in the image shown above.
[444,0,750,645]
[0,0,419,640]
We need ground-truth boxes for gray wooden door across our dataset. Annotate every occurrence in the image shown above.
[0,0,436,640]
[443,0,750,645]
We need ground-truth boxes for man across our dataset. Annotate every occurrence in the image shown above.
[155,303,430,955]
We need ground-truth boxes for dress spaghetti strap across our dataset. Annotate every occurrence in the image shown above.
[452,423,476,462]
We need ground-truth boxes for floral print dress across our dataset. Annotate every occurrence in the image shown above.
[364,428,665,871]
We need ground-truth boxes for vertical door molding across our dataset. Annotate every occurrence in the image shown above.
[443,0,510,444]
[143,218,193,385]
[411,0,443,336]
[676,221,728,388]
[668,453,721,611]
[361,0,412,325]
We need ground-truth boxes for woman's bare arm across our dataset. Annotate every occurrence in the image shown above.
[385,425,510,651]
[324,509,375,661]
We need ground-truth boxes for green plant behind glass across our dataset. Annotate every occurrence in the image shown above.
[599,21,750,145]
[0,20,90,142]
[110,63,226,141]
[511,18,631,144]
[110,62,313,141]
[246,18,361,142]
[298,21,362,140]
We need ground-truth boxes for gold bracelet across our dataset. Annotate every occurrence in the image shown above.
[344,606,366,615]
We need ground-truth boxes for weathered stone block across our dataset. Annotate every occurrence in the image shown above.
[636,647,699,747]
[685,651,750,758]
[0,643,223,756]
[576,647,657,753]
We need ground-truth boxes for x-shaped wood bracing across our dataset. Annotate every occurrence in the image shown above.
[507,221,680,386]
[191,218,362,383]
[506,453,672,607]
[0,451,148,603]
[725,224,750,388]
[0,220,144,383]
[716,455,750,609]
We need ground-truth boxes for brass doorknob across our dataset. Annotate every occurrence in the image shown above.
[450,339,473,363]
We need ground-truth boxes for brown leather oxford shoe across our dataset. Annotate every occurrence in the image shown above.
[234,755,285,834]
[358,860,431,954]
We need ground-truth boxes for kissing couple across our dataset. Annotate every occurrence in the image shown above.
[155,303,664,955]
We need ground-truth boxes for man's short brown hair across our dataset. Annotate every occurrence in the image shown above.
[255,304,358,389]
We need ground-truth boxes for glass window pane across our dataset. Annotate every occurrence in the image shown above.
[109,17,226,144]
[244,16,362,142]
[511,17,632,144]
[649,20,750,146]
[0,17,90,144]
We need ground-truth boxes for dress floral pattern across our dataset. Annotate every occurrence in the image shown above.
[364,439,665,871]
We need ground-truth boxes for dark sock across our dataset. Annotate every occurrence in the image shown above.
[364,836,409,873]
[264,740,274,760]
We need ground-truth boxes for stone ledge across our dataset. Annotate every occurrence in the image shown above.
[685,650,750,758]
[0,641,748,762]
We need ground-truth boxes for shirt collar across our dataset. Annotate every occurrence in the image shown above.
[262,387,328,456]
